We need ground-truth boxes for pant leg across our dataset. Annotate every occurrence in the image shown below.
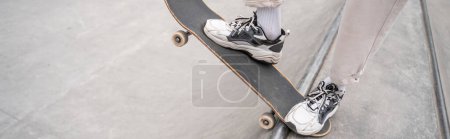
[331,0,409,86]
[244,0,283,8]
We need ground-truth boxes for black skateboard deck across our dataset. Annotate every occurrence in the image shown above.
[165,0,330,136]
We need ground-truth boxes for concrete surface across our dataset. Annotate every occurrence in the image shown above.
[310,0,439,138]
[0,0,444,138]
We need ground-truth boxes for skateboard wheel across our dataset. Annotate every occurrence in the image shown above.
[259,112,275,130]
[172,30,189,47]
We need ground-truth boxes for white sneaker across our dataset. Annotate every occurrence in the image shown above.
[285,78,345,135]
[203,12,287,64]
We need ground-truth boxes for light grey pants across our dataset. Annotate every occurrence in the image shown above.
[245,0,409,86]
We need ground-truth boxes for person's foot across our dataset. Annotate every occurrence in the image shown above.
[203,12,287,64]
[284,77,345,135]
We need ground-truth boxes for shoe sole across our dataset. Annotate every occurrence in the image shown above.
[203,27,281,64]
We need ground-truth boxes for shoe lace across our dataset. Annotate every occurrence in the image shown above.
[229,12,259,36]
[307,81,345,123]
[306,81,328,112]
[307,82,345,109]
[326,84,344,106]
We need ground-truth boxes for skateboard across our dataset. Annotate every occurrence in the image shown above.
[164,0,331,137]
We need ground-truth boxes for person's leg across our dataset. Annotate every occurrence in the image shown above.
[285,0,409,135]
[331,0,409,87]
[203,0,286,63]
[248,0,283,40]
[256,6,282,40]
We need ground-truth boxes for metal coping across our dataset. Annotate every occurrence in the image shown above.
[420,0,450,138]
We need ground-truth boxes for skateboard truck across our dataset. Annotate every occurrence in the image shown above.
[172,30,191,47]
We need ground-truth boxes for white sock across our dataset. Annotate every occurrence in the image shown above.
[256,6,282,41]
